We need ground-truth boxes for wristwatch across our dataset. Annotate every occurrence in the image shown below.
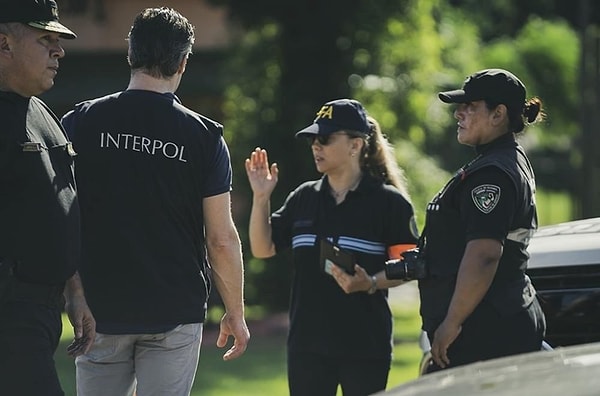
[367,275,377,294]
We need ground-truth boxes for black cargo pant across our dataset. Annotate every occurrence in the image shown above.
[426,297,546,373]
[287,350,391,396]
[0,282,65,396]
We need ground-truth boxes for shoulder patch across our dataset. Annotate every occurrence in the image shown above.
[471,184,501,214]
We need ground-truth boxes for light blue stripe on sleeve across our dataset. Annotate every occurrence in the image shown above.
[338,236,386,255]
[292,234,317,248]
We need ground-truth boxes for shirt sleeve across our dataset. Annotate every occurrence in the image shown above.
[459,166,517,243]
[202,135,232,197]
[270,190,295,252]
[384,192,419,255]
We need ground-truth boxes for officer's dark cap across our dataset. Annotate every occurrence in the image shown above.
[295,98,371,138]
[438,68,526,106]
[0,0,76,39]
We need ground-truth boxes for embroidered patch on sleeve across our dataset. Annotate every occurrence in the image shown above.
[471,184,501,214]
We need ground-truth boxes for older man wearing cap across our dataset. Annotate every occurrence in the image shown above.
[0,1,95,395]
[416,68,547,373]
[245,98,418,395]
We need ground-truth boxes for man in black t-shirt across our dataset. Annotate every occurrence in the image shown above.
[0,1,96,395]
[61,7,249,396]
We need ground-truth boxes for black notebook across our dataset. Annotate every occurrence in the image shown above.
[319,239,356,275]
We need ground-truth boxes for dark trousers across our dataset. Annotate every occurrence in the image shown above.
[287,350,391,396]
[426,298,546,373]
[0,300,64,396]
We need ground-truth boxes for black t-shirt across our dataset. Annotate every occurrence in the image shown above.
[271,174,418,359]
[61,90,232,331]
[0,91,79,284]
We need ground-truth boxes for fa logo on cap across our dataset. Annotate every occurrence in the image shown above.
[315,105,334,120]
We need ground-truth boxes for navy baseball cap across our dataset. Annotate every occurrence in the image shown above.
[0,0,77,39]
[438,69,526,106]
[295,99,370,138]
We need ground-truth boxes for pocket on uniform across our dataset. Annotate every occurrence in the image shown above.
[49,142,77,166]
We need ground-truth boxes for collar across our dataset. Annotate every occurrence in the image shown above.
[123,89,181,104]
[317,173,381,196]
[0,90,31,103]
[475,132,516,155]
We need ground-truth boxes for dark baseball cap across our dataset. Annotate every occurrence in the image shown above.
[438,68,525,106]
[0,0,77,39]
[295,98,370,138]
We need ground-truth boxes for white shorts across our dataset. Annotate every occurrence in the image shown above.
[76,323,203,396]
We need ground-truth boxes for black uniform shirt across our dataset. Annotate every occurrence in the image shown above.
[419,133,536,331]
[61,90,231,331]
[270,174,417,358]
[0,92,79,285]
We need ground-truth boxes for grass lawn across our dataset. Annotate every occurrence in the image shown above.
[56,303,421,395]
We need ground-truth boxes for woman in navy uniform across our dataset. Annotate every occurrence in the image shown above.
[245,99,418,396]
[419,69,546,372]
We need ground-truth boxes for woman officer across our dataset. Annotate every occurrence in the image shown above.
[419,69,547,372]
[245,98,418,395]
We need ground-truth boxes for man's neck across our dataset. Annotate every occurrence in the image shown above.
[126,71,180,94]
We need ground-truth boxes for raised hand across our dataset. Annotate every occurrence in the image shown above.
[244,147,279,197]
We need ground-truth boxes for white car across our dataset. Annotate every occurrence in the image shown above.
[526,217,600,347]
[378,341,600,396]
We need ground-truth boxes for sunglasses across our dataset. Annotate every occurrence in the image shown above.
[308,133,350,146]
[310,135,333,145]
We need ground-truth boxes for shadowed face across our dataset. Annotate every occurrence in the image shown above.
[453,100,498,146]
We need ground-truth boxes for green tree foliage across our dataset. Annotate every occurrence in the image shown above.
[480,18,580,192]
[446,0,600,40]
[349,0,456,224]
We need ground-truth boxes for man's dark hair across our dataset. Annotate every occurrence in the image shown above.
[127,7,195,78]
